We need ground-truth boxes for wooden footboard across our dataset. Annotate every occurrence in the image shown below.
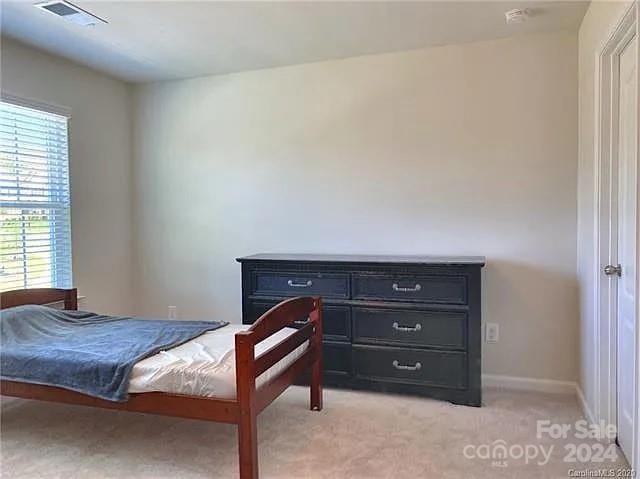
[235,296,323,478]
[0,288,323,479]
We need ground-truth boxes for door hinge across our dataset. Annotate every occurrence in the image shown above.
[604,264,622,276]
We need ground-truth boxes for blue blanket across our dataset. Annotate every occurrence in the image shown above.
[0,305,228,402]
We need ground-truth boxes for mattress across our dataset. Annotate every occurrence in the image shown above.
[128,324,308,399]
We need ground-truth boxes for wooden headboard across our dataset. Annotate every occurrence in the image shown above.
[1,288,78,310]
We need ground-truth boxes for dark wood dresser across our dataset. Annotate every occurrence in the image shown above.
[237,254,485,406]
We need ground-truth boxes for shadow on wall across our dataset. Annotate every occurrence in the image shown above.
[481,258,579,382]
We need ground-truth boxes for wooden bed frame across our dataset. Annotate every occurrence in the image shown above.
[0,288,323,479]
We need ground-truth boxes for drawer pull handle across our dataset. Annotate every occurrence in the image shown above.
[392,360,422,371]
[392,322,422,332]
[288,280,313,288]
[294,319,309,325]
[392,283,422,292]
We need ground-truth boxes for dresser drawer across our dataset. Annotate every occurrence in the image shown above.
[324,342,352,376]
[352,274,467,304]
[353,308,466,350]
[252,271,349,298]
[354,345,467,389]
[246,300,351,340]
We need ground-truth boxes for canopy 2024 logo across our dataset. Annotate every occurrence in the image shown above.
[462,420,619,468]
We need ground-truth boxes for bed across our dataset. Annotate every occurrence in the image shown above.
[0,288,323,479]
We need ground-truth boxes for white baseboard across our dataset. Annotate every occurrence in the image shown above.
[483,374,577,395]
[483,375,599,426]
[575,385,596,424]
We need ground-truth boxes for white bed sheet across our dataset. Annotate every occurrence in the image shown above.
[128,324,308,399]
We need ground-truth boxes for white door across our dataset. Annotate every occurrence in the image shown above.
[616,33,638,463]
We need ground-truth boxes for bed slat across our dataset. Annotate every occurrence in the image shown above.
[255,345,317,413]
[254,321,314,376]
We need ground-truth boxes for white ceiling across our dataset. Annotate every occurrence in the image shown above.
[1,1,588,83]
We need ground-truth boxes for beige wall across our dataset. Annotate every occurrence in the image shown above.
[577,1,634,419]
[1,38,134,314]
[133,31,579,381]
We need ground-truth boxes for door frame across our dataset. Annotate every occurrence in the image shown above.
[593,1,639,468]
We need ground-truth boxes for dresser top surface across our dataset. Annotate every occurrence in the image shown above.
[236,253,485,266]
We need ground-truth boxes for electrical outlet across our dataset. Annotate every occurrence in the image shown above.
[168,305,177,320]
[486,322,499,343]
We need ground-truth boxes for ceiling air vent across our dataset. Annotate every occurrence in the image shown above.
[504,8,531,24]
[35,1,107,27]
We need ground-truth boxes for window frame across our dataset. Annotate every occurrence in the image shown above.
[0,94,73,292]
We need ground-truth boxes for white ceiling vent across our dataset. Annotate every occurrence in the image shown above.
[35,1,107,27]
[505,8,531,24]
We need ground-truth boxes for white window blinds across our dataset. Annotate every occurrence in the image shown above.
[0,100,72,292]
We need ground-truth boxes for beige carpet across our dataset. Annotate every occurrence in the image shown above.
[0,386,629,478]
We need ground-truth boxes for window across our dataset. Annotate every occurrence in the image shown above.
[0,100,72,292]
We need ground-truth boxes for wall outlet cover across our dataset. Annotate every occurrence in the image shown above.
[486,322,499,343]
